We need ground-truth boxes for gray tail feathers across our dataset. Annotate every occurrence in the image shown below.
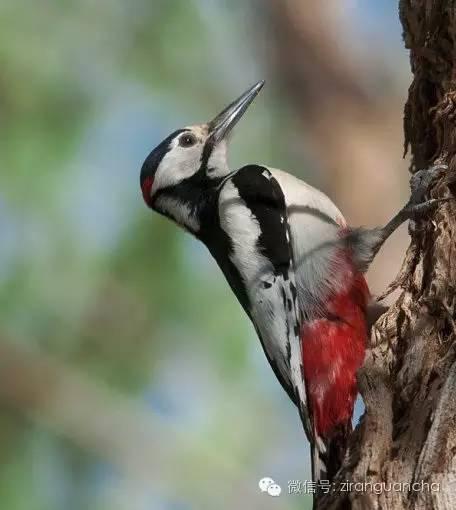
[311,422,352,484]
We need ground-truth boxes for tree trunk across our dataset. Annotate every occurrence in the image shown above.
[266,1,456,508]
[322,2,456,509]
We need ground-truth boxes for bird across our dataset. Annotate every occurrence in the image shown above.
[139,80,446,484]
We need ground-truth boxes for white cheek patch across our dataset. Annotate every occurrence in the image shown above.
[153,138,203,191]
[207,140,229,178]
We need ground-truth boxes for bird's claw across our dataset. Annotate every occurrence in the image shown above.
[405,163,451,221]
[409,163,448,204]
[403,197,452,221]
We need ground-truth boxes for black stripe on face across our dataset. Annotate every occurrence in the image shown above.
[140,129,185,188]
[199,137,215,173]
[156,135,223,227]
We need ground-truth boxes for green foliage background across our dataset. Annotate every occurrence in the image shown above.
[0,2,406,509]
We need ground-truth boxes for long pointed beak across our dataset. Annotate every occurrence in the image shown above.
[208,80,265,142]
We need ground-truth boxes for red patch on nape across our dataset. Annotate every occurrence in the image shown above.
[141,176,154,207]
[301,267,370,438]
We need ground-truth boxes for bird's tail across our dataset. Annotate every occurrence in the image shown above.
[310,426,328,484]
[311,421,352,484]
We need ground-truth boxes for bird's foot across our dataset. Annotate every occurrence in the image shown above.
[409,163,448,205]
[405,163,450,232]
[402,196,451,221]
[348,163,450,275]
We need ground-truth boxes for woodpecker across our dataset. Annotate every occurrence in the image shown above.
[140,81,446,482]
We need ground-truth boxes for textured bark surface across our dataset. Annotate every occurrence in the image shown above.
[266,1,456,508]
[320,2,456,508]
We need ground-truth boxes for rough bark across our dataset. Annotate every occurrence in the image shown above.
[266,1,456,508]
[326,3,456,509]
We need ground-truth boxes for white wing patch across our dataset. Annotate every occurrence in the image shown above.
[218,180,290,381]
[218,176,311,437]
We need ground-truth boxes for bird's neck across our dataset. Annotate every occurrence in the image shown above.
[158,175,222,237]
[195,168,241,239]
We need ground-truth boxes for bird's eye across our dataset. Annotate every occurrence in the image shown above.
[179,133,197,148]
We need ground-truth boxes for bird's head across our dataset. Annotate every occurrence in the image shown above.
[140,80,264,233]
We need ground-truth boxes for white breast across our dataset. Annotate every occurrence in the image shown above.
[268,168,348,316]
[218,179,293,386]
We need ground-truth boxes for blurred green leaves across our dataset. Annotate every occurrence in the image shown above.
[0,2,311,509]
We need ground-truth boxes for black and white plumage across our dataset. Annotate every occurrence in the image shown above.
[140,81,446,486]
[217,166,310,429]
